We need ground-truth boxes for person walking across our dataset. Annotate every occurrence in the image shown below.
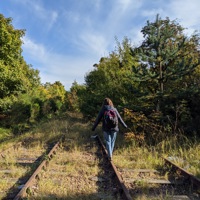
[92,98,127,161]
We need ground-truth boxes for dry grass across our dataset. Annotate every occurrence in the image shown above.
[34,148,100,199]
[113,131,163,170]
[0,111,200,199]
[23,112,123,199]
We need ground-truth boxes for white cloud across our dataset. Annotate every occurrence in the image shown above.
[167,0,200,34]
[39,56,93,86]
[47,11,58,30]
[38,54,96,90]
[78,32,109,56]
[141,8,164,19]
[116,0,142,14]
[22,37,47,63]
[15,0,58,31]
[93,0,101,10]
[63,10,80,24]
[22,36,97,90]
[129,28,144,47]
[117,0,132,12]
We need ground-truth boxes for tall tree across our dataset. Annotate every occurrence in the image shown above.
[0,14,41,119]
[82,37,140,118]
[0,14,25,66]
[0,14,40,100]
[134,14,200,111]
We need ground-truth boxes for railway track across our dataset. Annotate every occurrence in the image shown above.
[118,163,200,199]
[96,135,200,199]
[20,136,123,199]
[0,137,61,200]
[0,133,200,199]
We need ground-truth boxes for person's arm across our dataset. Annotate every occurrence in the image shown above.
[115,109,127,128]
[92,108,104,131]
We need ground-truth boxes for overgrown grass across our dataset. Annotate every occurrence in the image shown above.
[26,112,107,199]
[114,128,200,179]
[0,127,13,142]
[1,111,199,199]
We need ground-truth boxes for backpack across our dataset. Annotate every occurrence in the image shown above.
[104,108,118,129]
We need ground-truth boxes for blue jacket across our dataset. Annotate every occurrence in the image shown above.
[92,105,127,132]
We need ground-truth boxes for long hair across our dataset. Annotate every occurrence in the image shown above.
[102,97,114,107]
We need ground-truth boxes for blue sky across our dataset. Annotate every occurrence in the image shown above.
[1,0,200,90]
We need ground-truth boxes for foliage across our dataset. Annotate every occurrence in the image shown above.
[133,14,200,113]
[0,14,24,66]
[0,127,12,142]
[0,14,41,116]
[82,37,140,118]
[67,81,86,112]
[0,14,27,99]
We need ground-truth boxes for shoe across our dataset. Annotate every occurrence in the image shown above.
[91,135,97,139]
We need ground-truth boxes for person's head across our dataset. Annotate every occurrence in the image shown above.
[103,97,114,107]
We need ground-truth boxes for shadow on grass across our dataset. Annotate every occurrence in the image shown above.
[27,193,106,200]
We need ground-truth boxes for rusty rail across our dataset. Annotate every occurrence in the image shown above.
[96,135,132,200]
[163,157,200,189]
[13,141,60,200]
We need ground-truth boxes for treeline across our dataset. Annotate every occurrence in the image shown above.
[0,14,200,139]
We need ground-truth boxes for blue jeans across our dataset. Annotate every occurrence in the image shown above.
[103,131,117,158]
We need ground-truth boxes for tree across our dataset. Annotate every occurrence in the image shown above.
[43,81,66,113]
[44,81,66,102]
[0,14,25,66]
[0,14,25,98]
[0,14,41,100]
[67,81,86,112]
[82,37,141,118]
[0,14,41,115]
[134,14,200,111]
